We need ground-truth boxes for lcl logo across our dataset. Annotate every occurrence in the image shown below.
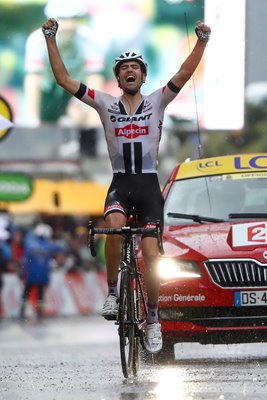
[234,155,267,170]
[197,160,223,172]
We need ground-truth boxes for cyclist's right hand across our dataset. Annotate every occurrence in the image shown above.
[42,18,59,38]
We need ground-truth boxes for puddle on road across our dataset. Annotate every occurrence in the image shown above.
[100,343,267,400]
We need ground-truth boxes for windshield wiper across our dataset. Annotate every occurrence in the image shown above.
[229,213,267,219]
[167,212,224,223]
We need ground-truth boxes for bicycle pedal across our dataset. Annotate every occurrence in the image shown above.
[103,315,117,321]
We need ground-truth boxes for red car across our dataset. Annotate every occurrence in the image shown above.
[156,153,267,360]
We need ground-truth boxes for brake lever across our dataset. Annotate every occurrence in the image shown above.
[156,220,164,255]
[87,221,96,257]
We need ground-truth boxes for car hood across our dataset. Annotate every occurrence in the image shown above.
[164,221,267,261]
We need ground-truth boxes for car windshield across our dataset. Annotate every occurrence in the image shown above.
[164,172,267,225]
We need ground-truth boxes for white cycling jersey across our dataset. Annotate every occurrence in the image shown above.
[75,83,179,174]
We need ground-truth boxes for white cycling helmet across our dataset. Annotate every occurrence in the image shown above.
[34,223,53,239]
[113,52,148,77]
[0,229,9,241]
[44,0,87,19]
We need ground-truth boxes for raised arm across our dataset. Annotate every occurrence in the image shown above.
[42,18,80,95]
[170,21,211,90]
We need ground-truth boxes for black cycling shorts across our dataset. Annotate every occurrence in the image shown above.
[104,173,164,235]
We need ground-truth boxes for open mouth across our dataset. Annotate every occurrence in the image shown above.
[126,75,135,83]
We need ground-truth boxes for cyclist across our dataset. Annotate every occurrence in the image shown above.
[42,18,211,353]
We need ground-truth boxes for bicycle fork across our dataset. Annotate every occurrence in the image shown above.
[128,240,148,343]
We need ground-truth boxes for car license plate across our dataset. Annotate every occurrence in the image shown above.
[234,290,267,306]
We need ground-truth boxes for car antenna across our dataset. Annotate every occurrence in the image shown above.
[184,12,204,159]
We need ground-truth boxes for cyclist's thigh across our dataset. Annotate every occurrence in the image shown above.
[104,174,132,220]
[134,174,164,231]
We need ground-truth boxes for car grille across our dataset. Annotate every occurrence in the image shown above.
[205,259,267,288]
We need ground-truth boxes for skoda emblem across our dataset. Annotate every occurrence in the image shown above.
[263,250,267,260]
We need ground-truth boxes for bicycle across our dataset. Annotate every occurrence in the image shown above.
[87,213,164,378]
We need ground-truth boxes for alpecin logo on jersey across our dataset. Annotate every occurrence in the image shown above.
[115,124,148,138]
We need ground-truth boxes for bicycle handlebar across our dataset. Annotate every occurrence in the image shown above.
[87,221,164,257]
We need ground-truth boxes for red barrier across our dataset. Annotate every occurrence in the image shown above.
[0,270,107,318]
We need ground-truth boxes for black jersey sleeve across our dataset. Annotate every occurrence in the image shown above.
[74,82,87,99]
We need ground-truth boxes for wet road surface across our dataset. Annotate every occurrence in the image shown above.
[0,315,267,400]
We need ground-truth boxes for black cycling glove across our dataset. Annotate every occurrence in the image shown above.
[195,27,211,42]
[42,19,58,38]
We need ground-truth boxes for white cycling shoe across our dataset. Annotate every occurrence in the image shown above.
[143,322,163,354]
[101,295,119,320]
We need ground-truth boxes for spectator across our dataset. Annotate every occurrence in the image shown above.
[50,250,72,272]
[75,225,99,271]
[19,223,63,319]
[0,228,11,308]
[9,228,25,274]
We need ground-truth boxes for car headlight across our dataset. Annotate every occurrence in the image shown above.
[156,258,201,280]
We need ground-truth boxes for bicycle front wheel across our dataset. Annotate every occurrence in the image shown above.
[118,268,135,378]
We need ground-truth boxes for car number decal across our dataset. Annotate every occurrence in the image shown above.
[234,290,267,306]
[228,221,267,250]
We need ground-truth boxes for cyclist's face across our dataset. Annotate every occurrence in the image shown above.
[118,61,145,94]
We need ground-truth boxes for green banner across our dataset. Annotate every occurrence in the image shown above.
[0,173,33,201]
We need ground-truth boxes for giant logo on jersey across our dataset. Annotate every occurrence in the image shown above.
[115,124,148,139]
[110,114,152,122]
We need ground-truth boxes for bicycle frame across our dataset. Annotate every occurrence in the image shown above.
[120,231,147,324]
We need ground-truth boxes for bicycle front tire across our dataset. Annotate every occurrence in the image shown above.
[118,268,135,378]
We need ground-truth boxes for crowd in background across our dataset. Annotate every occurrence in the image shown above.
[0,213,105,290]
[1,0,204,132]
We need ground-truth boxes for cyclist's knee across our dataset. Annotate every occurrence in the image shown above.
[105,212,126,228]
